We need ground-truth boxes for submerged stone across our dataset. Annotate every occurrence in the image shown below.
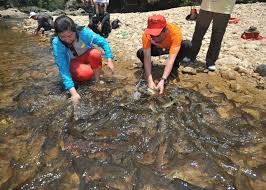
[255,64,266,77]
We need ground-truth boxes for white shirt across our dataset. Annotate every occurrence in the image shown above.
[201,0,236,14]
[95,0,109,4]
[69,38,89,59]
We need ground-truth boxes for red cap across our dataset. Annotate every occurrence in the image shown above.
[145,15,166,36]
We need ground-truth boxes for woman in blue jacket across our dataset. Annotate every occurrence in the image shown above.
[52,15,114,104]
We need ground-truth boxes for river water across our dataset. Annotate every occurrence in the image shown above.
[0,19,265,190]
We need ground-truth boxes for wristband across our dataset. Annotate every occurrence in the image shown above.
[160,77,167,81]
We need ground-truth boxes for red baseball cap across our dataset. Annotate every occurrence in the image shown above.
[145,15,167,36]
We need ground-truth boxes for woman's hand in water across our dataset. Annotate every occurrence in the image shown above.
[70,93,81,104]
[69,87,81,104]
[106,58,114,73]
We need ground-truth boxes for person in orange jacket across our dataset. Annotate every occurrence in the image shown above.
[136,15,191,94]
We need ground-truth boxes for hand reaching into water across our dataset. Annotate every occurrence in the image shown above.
[69,88,81,105]
[70,93,81,105]
[106,58,114,73]
[147,78,157,90]
[156,79,165,94]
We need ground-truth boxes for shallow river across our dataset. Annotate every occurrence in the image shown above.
[0,19,265,190]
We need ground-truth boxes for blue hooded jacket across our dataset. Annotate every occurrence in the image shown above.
[52,27,113,90]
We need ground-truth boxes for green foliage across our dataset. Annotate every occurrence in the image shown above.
[46,0,65,11]
[5,0,66,11]
[2,0,266,11]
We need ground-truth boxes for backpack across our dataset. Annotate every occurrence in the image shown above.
[111,19,121,29]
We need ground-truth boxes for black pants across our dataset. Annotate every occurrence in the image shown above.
[136,40,192,75]
[189,9,230,67]
[84,4,95,23]
[88,18,111,38]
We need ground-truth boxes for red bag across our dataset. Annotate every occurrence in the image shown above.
[241,32,263,40]
[229,17,240,24]
[241,26,263,40]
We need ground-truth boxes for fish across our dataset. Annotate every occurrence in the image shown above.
[161,98,178,108]
[138,87,158,96]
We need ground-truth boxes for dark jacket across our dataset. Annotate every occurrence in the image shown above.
[37,13,54,31]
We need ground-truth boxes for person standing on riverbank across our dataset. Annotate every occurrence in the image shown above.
[95,0,109,14]
[136,15,191,94]
[81,0,95,25]
[29,11,54,35]
[51,15,114,104]
[188,0,236,71]
[88,1,111,38]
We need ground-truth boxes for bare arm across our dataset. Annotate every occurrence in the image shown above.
[161,53,178,79]
[155,53,178,94]
[69,87,81,104]
[144,49,156,89]
[144,48,152,80]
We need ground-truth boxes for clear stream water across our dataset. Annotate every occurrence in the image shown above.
[0,19,265,190]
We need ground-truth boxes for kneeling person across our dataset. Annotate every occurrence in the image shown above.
[88,2,111,38]
[137,15,191,94]
[51,15,114,104]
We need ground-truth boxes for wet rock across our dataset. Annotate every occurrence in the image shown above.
[132,91,141,100]
[136,152,156,165]
[39,37,48,42]
[208,71,216,76]
[256,82,265,90]
[0,117,10,126]
[229,82,242,93]
[220,70,237,80]
[216,56,241,68]
[23,25,32,30]
[234,66,249,74]
[251,72,261,79]
[30,70,47,80]
[0,160,13,187]
[111,88,125,97]
[205,83,214,90]
[180,81,196,89]
[43,143,61,164]
[216,106,231,118]
[3,52,9,56]
[0,114,14,128]
[242,108,260,120]
[231,95,253,104]
[11,26,19,31]
[3,15,11,19]
[255,64,266,77]
[59,172,80,189]
[181,67,197,75]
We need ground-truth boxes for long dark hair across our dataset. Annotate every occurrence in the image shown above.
[52,15,84,47]
[54,15,77,34]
